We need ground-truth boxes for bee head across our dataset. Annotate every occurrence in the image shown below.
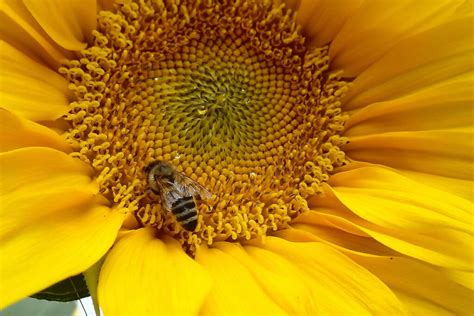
[143,160,174,177]
[143,163,154,174]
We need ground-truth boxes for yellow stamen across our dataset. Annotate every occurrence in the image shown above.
[60,0,349,254]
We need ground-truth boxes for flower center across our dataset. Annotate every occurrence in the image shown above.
[60,0,349,253]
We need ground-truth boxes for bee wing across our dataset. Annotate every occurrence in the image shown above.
[174,172,213,200]
[151,180,175,213]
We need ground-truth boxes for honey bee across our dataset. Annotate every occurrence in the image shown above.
[144,160,212,231]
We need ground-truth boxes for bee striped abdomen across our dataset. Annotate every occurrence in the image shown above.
[171,196,198,231]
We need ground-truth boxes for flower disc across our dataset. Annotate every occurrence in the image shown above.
[60,0,350,252]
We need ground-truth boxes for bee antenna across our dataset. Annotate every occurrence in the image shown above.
[69,277,87,316]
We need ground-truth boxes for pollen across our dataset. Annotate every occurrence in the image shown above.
[60,0,350,254]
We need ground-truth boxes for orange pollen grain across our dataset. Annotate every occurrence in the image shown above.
[60,0,350,252]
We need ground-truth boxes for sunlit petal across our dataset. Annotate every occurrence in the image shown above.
[212,242,316,314]
[330,0,469,77]
[196,244,286,315]
[328,167,473,270]
[0,0,71,68]
[0,40,70,120]
[99,228,212,316]
[280,225,473,315]
[350,254,473,315]
[344,72,473,134]
[341,15,473,110]
[23,0,96,51]
[296,0,363,47]
[344,129,473,180]
[0,148,124,308]
[0,109,70,152]
[252,236,408,314]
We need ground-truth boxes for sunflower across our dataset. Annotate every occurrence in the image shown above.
[1,0,473,315]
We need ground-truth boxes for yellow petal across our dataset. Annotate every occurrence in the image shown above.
[98,228,211,316]
[399,170,473,202]
[0,40,69,94]
[290,204,473,290]
[97,0,115,11]
[349,254,474,315]
[213,242,316,314]
[0,202,124,308]
[344,72,473,135]
[251,236,408,315]
[276,228,473,314]
[196,244,286,315]
[0,147,92,196]
[0,147,98,241]
[0,0,70,68]
[328,167,473,270]
[330,0,468,77]
[0,109,70,152]
[394,291,454,316]
[330,166,471,230]
[364,227,473,271]
[23,0,96,51]
[445,270,474,291]
[0,47,70,120]
[341,15,473,109]
[295,0,363,47]
[294,205,370,237]
[290,222,399,257]
[454,0,474,18]
[344,129,473,179]
[333,160,473,203]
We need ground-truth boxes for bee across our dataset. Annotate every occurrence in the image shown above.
[144,160,212,231]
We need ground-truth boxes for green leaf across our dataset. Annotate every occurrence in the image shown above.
[31,274,90,302]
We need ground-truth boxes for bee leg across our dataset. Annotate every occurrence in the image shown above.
[145,188,158,198]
